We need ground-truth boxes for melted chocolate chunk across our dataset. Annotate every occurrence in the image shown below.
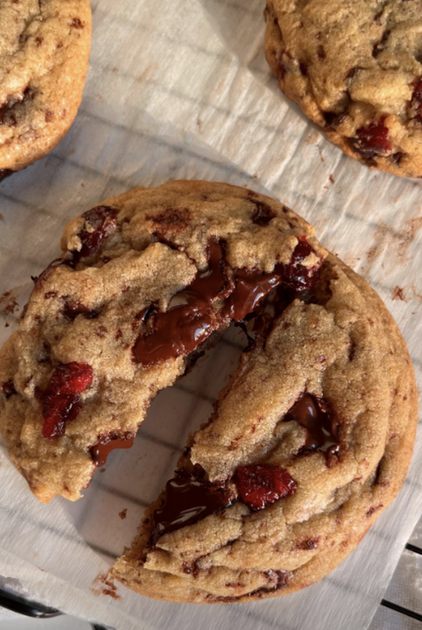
[324,111,347,129]
[133,237,321,365]
[72,206,118,263]
[223,268,280,322]
[251,201,277,226]
[151,472,233,545]
[133,240,230,366]
[223,238,320,321]
[91,433,134,467]
[284,393,339,456]
[2,380,17,399]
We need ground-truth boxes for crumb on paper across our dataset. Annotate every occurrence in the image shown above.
[91,572,122,600]
[119,508,128,520]
[112,67,118,73]
[397,217,422,258]
[99,467,106,473]
[391,286,406,302]
[329,174,335,184]
[96,93,106,104]
[0,291,19,316]
[305,130,319,145]
[0,213,3,220]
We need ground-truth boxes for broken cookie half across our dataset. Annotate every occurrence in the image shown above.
[0,181,417,602]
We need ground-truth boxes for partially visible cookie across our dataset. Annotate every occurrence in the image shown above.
[264,0,422,178]
[0,0,91,176]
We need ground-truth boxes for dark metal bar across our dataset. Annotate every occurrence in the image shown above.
[381,599,422,623]
[406,543,422,556]
[0,588,62,618]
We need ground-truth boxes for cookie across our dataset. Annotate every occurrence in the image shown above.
[264,0,422,178]
[0,181,417,602]
[0,0,91,176]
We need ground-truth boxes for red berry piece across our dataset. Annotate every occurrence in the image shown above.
[233,464,297,511]
[280,236,321,292]
[73,206,118,262]
[349,119,392,159]
[42,362,93,440]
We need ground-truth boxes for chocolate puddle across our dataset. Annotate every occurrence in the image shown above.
[91,434,135,467]
[284,393,339,456]
[151,472,233,545]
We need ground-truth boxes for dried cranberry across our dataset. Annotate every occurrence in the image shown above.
[233,464,297,511]
[42,362,93,439]
[279,237,321,292]
[73,206,118,262]
[349,119,392,159]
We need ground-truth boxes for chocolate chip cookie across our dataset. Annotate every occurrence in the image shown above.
[0,0,91,176]
[264,0,422,178]
[0,181,416,602]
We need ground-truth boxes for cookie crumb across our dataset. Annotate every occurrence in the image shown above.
[91,572,122,600]
[391,286,406,302]
[119,508,127,520]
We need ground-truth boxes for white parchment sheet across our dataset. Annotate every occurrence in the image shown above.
[1,0,422,628]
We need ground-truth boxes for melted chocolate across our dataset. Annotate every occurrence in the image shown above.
[251,201,276,226]
[222,268,280,322]
[284,393,339,453]
[151,472,232,545]
[133,237,322,366]
[91,434,135,467]
[133,240,230,366]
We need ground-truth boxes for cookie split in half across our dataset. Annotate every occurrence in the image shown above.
[0,181,417,602]
[264,0,422,178]
[0,0,91,176]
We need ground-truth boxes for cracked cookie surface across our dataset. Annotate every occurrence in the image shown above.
[0,181,417,602]
[264,0,422,177]
[0,0,91,175]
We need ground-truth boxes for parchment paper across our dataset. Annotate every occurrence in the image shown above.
[1,0,422,628]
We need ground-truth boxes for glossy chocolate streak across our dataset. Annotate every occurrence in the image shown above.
[151,473,233,545]
[284,393,339,453]
[133,237,321,366]
[133,240,230,366]
[222,269,280,322]
[223,240,320,322]
[91,434,134,467]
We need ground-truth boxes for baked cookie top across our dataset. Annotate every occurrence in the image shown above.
[264,0,422,178]
[0,0,91,175]
[0,181,417,602]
